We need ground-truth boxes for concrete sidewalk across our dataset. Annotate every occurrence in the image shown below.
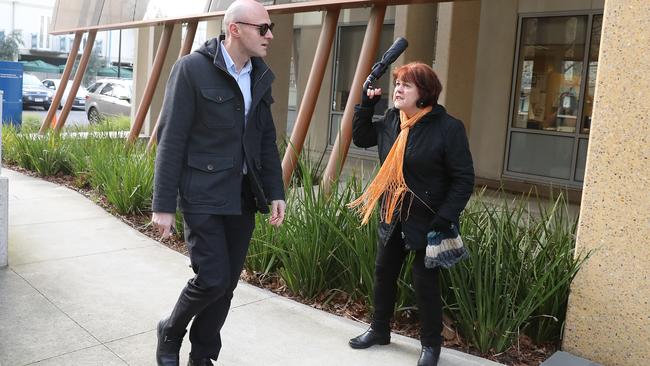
[0,169,503,366]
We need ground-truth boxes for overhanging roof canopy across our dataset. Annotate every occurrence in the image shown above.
[20,60,61,73]
[97,66,133,78]
[50,0,464,35]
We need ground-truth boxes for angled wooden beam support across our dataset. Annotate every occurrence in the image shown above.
[321,4,386,187]
[40,31,82,133]
[127,22,175,145]
[281,9,340,187]
[147,21,199,151]
[54,30,97,133]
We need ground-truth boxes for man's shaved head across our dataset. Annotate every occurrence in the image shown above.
[223,0,267,35]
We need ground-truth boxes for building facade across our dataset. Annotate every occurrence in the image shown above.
[285,0,605,197]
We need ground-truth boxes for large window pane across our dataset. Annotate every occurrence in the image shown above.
[331,24,393,116]
[329,23,393,147]
[581,15,602,134]
[512,16,587,133]
[508,132,574,180]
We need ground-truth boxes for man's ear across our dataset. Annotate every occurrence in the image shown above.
[228,22,240,38]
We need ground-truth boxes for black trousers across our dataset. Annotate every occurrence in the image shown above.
[371,223,443,347]
[164,179,256,360]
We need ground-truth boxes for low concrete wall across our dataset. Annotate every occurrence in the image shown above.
[0,89,7,267]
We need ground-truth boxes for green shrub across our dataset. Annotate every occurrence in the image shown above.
[10,131,73,176]
[441,191,587,353]
[87,141,154,214]
[271,162,348,299]
[247,213,281,276]
[20,115,42,132]
[1,124,20,164]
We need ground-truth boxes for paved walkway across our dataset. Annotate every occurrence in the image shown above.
[0,169,503,366]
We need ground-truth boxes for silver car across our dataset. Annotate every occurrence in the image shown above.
[84,79,133,123]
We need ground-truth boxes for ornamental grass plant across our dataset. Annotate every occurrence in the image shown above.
[442,190,587,353]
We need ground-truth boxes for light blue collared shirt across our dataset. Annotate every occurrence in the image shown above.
[219,40,252,123]
[220,41,252,174]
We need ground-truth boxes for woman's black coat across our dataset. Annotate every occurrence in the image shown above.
[352,104,475,250]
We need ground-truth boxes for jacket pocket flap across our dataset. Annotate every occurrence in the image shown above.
[200,88,235,104]
[187,154,234,173]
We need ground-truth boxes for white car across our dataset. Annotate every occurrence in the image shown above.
[42,79,88,110]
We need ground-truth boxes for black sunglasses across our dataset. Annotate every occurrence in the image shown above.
[236,22,275,36]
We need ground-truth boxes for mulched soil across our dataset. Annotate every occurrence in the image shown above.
[8,164,555,365]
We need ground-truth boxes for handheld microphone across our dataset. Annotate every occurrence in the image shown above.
[363,37,409,92]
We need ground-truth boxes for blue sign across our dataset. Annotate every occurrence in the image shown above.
[0,61,23,126]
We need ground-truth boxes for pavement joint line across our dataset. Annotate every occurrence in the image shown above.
[8,214,143,228]
[8,269,122,365]
[9,215,111,227]
[21,343,129,366]
[9,243,159,267]
[103,328,157,344]
[229,293,279,309]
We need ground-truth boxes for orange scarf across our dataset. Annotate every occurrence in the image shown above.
[348,106,432,224]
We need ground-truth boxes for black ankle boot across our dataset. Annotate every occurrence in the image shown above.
[417,345,441,366]
[187,358,213,366]
[349,328,391,349]
[156,318,186,366]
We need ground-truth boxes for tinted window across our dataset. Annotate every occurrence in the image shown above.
[87,82,102,93]
[100,83,114,96]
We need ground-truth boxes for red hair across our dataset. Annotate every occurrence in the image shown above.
[392,62,442,107]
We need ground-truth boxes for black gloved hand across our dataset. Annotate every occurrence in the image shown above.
[430,215,452,233]
[361,87,381,108]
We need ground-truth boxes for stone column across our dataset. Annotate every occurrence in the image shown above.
[265,13,293,142]
[563,1,650,365]
[432,0,480,130]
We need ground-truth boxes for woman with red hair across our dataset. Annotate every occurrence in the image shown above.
[348,62,474,366]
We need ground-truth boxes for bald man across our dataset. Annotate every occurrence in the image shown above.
[152,1,285,365]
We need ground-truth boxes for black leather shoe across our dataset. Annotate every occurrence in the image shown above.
[417,345,441,366]
[348,328,390,349]
[187,358,213,366]
[156,318,185,366]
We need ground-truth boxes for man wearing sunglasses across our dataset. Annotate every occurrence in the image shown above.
[151,0,285,365]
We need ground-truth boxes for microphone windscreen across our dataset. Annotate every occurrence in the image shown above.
[380,37,409,66]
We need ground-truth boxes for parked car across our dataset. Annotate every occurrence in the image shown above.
[42,78,88,110]
[84,79,133,123]
[22,74,54,110]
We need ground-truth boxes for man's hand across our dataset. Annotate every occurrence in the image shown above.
[269,200,286,227]
[152,212,176,239]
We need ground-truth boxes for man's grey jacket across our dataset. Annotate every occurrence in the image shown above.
[152,37,285,215]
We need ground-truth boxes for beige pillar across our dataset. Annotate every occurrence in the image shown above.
[467,0,518,180]
[132,25,182,136]
[265,13,293,142]
[391,4,437,107]
[432,0,480,131]
[206,19,223,39]
[394,4,437,66]
[563,1,650,365]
